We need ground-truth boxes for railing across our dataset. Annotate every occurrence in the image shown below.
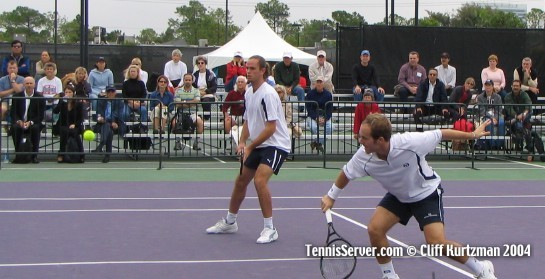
[1,96,544,170]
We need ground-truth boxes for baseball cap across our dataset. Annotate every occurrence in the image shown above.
[360,50,370,56]
[97,56,106,62]
[105,86,116,92]
[440,52,450,59]
[283,52,292,59]
[317,50,326,57]
[234,51,242,57]
[484,79,494,85]
[316,76,324,81]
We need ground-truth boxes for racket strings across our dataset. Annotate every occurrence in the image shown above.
[321,239,357,279]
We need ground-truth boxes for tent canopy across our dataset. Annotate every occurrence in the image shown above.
[194,12,316,70]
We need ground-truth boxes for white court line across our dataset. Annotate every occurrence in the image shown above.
[488,155,545,169]
[1,205,545,213]
[329,210,474,278]
[1,194,545,201]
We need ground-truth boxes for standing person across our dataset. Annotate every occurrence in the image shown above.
[34,50,56,81]
[352,50,385,102]
[321,113,497,279]
[309,50,334,93]
[163,49,187,88]
[434,52,456,96]
[206,55,291,244]
[2,40,31,77]
[224,51,247,92]
[88,57,114,110]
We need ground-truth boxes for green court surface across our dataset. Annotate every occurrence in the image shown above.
[1,158,543,182]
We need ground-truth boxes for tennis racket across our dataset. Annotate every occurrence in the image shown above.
[231,126,243,175]
[320,209,357,279]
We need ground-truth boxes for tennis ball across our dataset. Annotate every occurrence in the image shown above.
[83,130,96,141]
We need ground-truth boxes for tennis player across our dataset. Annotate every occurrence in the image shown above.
[321,113,497,279]
[206,55,291,244]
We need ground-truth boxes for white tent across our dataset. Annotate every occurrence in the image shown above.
[194,12,316,70]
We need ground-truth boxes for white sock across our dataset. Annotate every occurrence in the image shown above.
[226,212,237,224]
[264,217,273,229]
[379,261,397,278]
[464,257,484,276]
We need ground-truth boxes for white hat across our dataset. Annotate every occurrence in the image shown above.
[283,52,292,59]
[234,51,242,57]
[317,50,326,57]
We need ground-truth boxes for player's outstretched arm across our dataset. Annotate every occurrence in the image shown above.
[440,119,491,141]
[321,171,350,212]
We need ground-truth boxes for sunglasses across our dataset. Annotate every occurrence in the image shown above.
[198,62,206,65]
[466,82,474,85]
[158,80,167,83]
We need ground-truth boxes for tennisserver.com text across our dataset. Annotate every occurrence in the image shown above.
[305,244,404,258]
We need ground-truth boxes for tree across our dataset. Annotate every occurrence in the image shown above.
[105,30,123,44]
[331,11,366,26]
[0,6,50,42]
[138,28,159,44]
[297,19,335,47]
[526,8,545,29]
[451,4,524,28]
[422,11,451,27]
[58,15,82,43]
[255,0,290,34]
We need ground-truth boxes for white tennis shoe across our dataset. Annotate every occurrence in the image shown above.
[256,227,278,244]
[475,260,496,279]
[382,274,400,279]
[205,218,238,234]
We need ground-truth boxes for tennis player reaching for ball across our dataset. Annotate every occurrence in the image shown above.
[321,114,497,279]
[206,55,291,244]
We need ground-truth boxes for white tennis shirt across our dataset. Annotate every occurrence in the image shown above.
[343,130,443,203]
[244,82,291,153]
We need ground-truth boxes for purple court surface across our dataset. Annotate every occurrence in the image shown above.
[0,180,543,278]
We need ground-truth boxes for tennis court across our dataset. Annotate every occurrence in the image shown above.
[1,158,544,278]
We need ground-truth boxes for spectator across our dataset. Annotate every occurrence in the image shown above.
[88,57,114,110]
[395,51,426,112]
[225,51,246,92]
[0,60,24,125]
[192,56,217,121]
[476,79,505,149]
[34,50,56,81]
[309,50,334,92]
[274,52,305,111]
[10,77,46,164]
[148,75,174,134]
[73,67,92,98]
[122,64,148,123]
[434,52,456,95]
[353,90,381,140]
[173,73,204,151]
[2,40,31,77]
[305,76,333,153]
[164,49,187,88]
[36,62,63,122]
[92,86,126,163]
[352,50,385,102]
[276,84,301,138]
[223,76,246,134]
[504,79,532,152]
[448,77,476,121]
[53,85,85,163]
[513,57,539,106]
[130,57,148,85]
[413,68,450,124]
[481,54,506,101]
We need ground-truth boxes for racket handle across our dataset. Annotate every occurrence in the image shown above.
[325,209,332,223]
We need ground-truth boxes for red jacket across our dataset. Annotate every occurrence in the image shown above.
[225,62,247,85]
[353,103,381,134]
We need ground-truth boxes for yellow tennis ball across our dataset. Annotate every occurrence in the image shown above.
[83,130,96,141]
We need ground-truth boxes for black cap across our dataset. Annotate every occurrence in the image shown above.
[440,52,450,59]
[105,86,116,92]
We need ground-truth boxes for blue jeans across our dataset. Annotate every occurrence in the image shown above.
[306,118,333,145]
[125,104,148,122]
[353,85,384,102]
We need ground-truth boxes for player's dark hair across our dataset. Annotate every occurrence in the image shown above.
[249,55,268,80]
[363,114,392,141]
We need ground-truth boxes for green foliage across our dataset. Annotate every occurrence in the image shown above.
[526,8,545,29]
[255,0,290,34]
[0,6,50,42]
[451,4,524,28]
[331,10,366,26]
[298,19,335,47]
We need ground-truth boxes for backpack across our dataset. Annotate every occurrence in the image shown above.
[63,136,82,163]
[13,134,33,164]
[172,113,195,134]
[452,119,474,151]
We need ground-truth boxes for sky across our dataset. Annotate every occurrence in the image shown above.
[1,0,543,36]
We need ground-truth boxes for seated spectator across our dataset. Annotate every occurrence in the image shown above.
[131,57,148,85]
[481,54,507,101]
[434,52,456,96]
[222,76,246,134]
[309,50,334,93]
[504,80,532,152]
[34,50,56,81]
[88,57,114,111]
[448,77,476,121]
[476,79,505,149]
[173,73,204,151]
[122,64,148,123]
[0,60,24,127]
[92,86,126,163]
[2,40,31,77]
[275,52,305,111]
[276,84,301,138]
[305,76,333,153]
[414,68,450,124]
[163,49,187,88]
[53,85,85,163]
[11,77,45,164]
[37,62,63,122]
[395,51,426,112]
[353,90,381,140]
[514,57,539,113]
[148,75,174,134]
[192,56,217,121]
[352,50,384,102]
[224,51,246,92]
